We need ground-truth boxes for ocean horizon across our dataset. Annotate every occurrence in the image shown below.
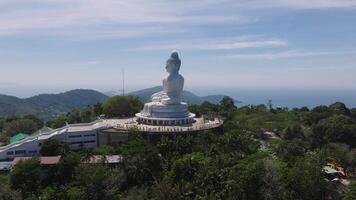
[1,86,356,109]
[188,87,356,109]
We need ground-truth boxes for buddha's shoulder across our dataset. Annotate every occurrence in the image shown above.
[167,74,184,81]
[174,75,184,83]
[176,74,184,80]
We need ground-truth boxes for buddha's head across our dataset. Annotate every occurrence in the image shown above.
[166,51,181,74]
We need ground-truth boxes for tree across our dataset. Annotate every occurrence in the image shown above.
[169,152,204,183]
[121,186,149,200]
[234,158,288,200]
[157,136,194,163]
[311,115,356,148]
[0,184,21,200]
[282,123,304,140]
[199,101,219,116]
[93,102,103,117]
[75,165,122,200]
[120,138,163,187]
[10,158,41,197]
[3,119,39,137]
[92,145,114,155]
[259,160,287,200]
[271,139,307,162]
[66,109,82,124]
[23,115,44,129]
[351,108,356,120]
[56,152,81,184]
[329,102,350,116]
[284,153,326,200]
[66,107,94,124]
[40,138,69,156]
[102,96,143,118]
[303,105,332,125]
[46,114,67,129]
[4,115,19,123]
[219,96,237,117]
[188,104,201,117]
[343,181,356,200]
[220,130,259,156]
[325,143,351,172]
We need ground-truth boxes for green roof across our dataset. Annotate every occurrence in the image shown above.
[9,133,30,143]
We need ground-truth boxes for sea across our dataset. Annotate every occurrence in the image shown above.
[2,86,356,109]
[188,87,356,109]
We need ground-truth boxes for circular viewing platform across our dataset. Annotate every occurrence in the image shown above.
[135,113,196,126]
[109,117,223,133]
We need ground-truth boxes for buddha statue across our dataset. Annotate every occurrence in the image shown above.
[136,51,195,123]
[151,51,184,105]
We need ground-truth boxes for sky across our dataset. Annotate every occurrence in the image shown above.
[0,0,356,98]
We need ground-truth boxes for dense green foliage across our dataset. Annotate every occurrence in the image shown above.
[0,114,43,144]
[40,138,70,156]
[102,96,143,118]
[0,88,228,121]
[0,89,108,120]
[46,106,98,129]
[46,95,143,129]
[1,98,356,199]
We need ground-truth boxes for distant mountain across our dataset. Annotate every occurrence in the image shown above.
[0,87,236,120]
[127,86,237,105]
[104,90,123,97]
[0,89,108,120]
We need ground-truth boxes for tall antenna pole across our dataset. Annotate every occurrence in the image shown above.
[122,68,125,96]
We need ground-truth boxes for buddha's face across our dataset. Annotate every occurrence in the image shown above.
[166,61,178,74]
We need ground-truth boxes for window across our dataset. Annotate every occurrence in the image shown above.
[69,135,82,138]
[6,151,13,155]
[83,140,96,144]
[84,134,96,137]
[70,141,83,145]
[15,150,26,155]
[28,150,37,154]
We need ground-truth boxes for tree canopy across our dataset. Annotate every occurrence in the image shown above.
[102,96,143,118]
[3,100,356,199]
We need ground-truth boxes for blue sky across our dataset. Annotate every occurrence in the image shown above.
[0,0,356,97]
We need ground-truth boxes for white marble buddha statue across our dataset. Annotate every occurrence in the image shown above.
[151,51,184,105]
[137,51,192,119]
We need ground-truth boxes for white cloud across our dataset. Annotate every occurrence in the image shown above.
[220,50,337,60]
[268,0,356,9]
[215,0,356,10]
[133,37,288,51]
[0,0,354,38]
[70,61,99,66]
[0,0,247,38]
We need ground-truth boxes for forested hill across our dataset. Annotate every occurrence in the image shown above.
[0,89,108,120]
[0,87,232,120]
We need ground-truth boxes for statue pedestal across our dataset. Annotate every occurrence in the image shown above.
[136,102,195,126]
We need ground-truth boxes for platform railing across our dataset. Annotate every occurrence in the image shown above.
[115,118,223,133]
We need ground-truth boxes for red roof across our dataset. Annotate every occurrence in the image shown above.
[40,156,61,165]
[12,156,61,165]
[12,157,31,165]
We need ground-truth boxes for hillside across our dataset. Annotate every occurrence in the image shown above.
[0,89,108,120]
[0,87,235,120]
